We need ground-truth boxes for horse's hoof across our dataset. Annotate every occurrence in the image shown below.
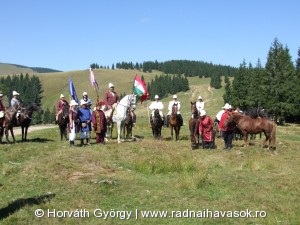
[117,140,121,144]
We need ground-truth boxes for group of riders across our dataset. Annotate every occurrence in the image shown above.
[0,85,252,150]
[55,82,137,147]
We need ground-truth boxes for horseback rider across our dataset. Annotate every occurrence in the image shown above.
[103,83,119,110]
[10,91,22,123]
[166,95,183,127]
[149,95,164,127]
[55,94,69,122]
[196,96,205,112]
[0,92,6,127]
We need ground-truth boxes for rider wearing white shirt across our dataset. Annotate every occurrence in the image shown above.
[166,95,183,127]
[196,96,205,112]
[149,95,164,125]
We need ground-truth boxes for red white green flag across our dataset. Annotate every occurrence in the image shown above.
[133,74,149,103]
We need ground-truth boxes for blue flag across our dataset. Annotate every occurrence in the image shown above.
[69,77,78,104]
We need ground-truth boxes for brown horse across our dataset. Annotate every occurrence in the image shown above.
[224,112,276,149]
[57,104,69,141]
[123,108,133,139]
[189,102,200,149]
[151,109,163,139]
[168,103,182,141]
[2,102,43,143]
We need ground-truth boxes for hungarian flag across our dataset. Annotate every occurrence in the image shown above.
[89,68,99,90]
[133,74,149,103]
[69,77,78,103]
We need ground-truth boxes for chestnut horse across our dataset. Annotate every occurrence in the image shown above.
[168,103,182,141]
[189,102,200,149]
[224,112,276,149]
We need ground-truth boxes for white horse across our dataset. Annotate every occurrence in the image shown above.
[104,94,136,143]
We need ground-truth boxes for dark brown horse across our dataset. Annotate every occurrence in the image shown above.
[123,108,133,139]
[168,103,182,141]
[189,102,200,149]
[57,104,69,141]
[151,109,163,139]
[2,102,43,143]
[224,112,276,149]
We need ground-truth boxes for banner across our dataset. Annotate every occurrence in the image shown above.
[133,74,149,103]
[69,77,78,103]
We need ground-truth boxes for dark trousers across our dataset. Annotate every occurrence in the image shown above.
[223,130,234,149]
[95,132,106,144]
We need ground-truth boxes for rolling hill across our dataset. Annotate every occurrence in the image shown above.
[0,62,61,75]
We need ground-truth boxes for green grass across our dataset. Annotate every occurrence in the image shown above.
[0,69,299,224]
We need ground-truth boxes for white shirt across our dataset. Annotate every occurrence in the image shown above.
[149,100,164,112]
[216,109,225,121]
[167,100,181,115]
[196,100,205,112]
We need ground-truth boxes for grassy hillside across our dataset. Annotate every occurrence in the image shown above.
[0,69,299,225]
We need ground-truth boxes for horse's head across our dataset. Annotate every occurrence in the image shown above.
[128,94,137,110]
[172,103,178,115]
[258,108,268,118]
[154,109,160,118]
[190,101,198,117]
[62,104,69,118]
[29,102,43,114]
[224,112,234,127]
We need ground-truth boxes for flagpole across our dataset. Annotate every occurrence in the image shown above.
[145,100,151,127]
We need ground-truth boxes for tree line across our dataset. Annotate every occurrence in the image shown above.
[0,74,55,124]
[223,38,300,123]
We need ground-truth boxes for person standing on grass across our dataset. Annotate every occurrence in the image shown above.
[198,110,214,149]
[92,101,107,144]
[68,100,78,147]
[218,104,235,150]
[78,99,92,146]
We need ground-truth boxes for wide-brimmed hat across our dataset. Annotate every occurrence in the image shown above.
[108,83,114,88]
[154,95,159,99]
[222,103,230,109]
[173,94,177,99]
[200,109,206,116]
[80,99,88,105]
[60,94,65,98]
[70,99,78,106]
[83,91,88,96]
[12,91,20,96]
[198,96,202,100]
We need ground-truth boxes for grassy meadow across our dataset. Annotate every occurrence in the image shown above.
[0,69,299,225]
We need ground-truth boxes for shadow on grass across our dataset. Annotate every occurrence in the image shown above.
[0,193,55,220]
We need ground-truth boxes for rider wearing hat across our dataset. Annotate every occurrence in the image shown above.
[55,94,69,122]
[196,96,205,112]
[103,83,119,109]
[0,92,6,127]
[166,94,183,127]
[149,95,164,126]
[11,91,21,123]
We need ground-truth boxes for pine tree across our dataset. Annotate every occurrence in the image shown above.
[265,38,295,122]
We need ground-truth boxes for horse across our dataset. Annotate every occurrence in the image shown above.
[123,107,133,139]
[18,102,43,141]
[151,109,163,139]
[189,102,200,149]
[224,112,276,149]
[2,102,43,143]
[57,104,69,141]
[106,94,136,143]
[168,103,182,141]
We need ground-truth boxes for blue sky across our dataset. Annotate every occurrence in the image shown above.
[1,0,299,71]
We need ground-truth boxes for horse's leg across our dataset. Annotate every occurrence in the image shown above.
[64,126,68,141]
[170,126,173,140]
[25,126,29,141]
[117,121,121,143]
[243,132,249,147]
[10,128,16,143]
[21,126,25,141]
[5,127,10,144]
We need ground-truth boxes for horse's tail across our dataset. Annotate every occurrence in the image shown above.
[270,121,276,148]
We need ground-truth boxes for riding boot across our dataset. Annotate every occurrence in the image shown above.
[80,139,84,147]
[86,138,91,146]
